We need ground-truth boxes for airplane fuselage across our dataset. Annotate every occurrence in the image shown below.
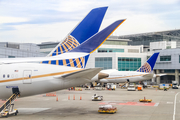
[99,71,153,83]
[0,63,93,99]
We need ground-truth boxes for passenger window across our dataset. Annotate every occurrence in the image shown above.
[3,74,5,78]
[11,74,14,78]
[7,74,9,78]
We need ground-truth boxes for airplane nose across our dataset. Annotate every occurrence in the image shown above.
[98,72,109,79]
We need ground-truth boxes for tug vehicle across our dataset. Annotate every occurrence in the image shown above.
[92,94,103,101]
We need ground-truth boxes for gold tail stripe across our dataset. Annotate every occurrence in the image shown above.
[67,41,76,48]
[75,58,81,68]
[63,59,67,66]
[69,59,74,67]
[64,42,72,50]
[62,44,68,52]
[56,60,59,65]
[56,48,58,55]
[80,57,84,68]
[59,46,63,54]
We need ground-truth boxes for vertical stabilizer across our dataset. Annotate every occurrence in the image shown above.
[46,19,126,68]
[47,7,108,57]
[136,52,159,73]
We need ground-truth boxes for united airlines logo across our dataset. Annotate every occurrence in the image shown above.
[42,35,88,68]
[52,35,80,56]
[137,62,151,73]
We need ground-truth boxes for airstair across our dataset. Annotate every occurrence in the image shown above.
[121,81,130,88]
[0,92,19,117]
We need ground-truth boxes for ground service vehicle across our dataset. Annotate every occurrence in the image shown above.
[98,105,117,114]
[172,81,178,89]
[127,85,136,91]
[92,94,103,101]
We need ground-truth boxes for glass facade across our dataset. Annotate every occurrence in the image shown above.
[97,48,124,53]
[160,56,171,61]
[95,57,112,70]
[103,41,127,45]
[39,44,58,49]
[164,69,175,73]
[117,29,180,47]
[118,57,141,71]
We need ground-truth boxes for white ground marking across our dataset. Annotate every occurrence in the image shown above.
[154,103,159,106]
[167,102,173,104]
[17,108,50,114]
[173,92,180,120]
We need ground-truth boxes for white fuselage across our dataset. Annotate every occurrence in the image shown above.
[0,63,94,99]
[100,70,153,83]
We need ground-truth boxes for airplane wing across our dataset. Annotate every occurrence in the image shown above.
[154,74,167,77]
[142,73,154,78]
[54,68,101,80]
[100,69,118,74]
[0,52,89,64]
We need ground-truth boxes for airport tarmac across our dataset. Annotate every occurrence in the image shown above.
[1,87,180,120]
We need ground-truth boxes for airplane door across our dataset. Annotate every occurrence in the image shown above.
[23,70,32,84]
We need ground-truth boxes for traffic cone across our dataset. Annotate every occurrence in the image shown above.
[73,95,75,100]
[56,95,58,102]
[68,95,70,100]
[80,95,82,100]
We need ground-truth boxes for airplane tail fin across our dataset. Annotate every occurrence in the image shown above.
[45,19,126,68]
[47,7,108,57]
[136,52,159,73]
[70,19,126,53]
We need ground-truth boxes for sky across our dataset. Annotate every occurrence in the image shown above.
[0,0,180,44]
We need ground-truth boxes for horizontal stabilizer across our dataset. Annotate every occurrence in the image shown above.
[55,68,101,80]
[0,52,89,64]
[47,7,108,57]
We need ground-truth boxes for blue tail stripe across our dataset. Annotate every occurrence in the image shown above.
[58,47,60,55]
[58,60,63,65]
[42,61,48,64]
[79,58,83,68]
[52,50,56,56]
[84,54,90,68]
[61,45,65,53]
[63,44,68,50]
[66,59,70,66]
[73,58,77,67]
[51,60,56,65]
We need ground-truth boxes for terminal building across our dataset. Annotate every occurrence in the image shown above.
[1,29,180,84]
[0,42,46,58]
